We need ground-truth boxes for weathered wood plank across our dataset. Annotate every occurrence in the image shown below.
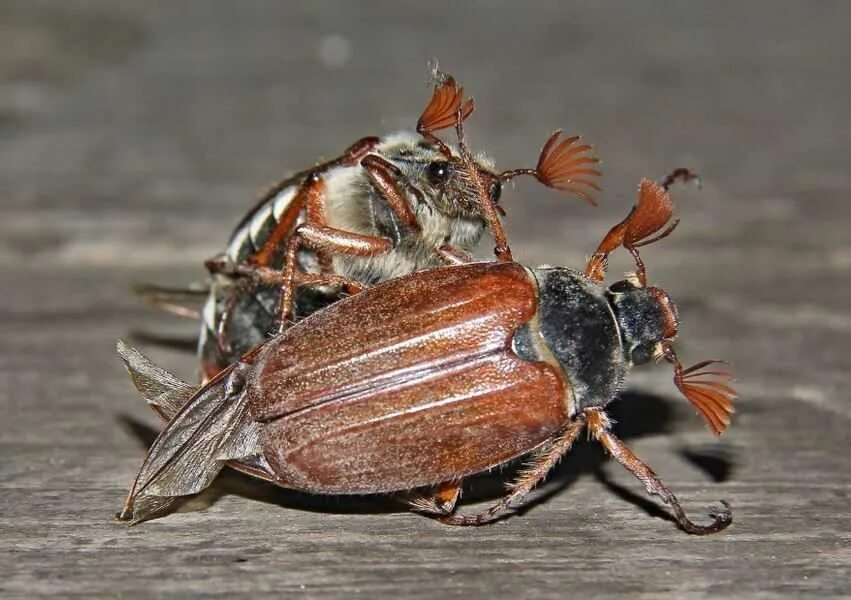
[1,2,849,598]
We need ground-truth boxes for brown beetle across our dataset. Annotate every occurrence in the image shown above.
[138,70,600,381]
[119,174,735,533]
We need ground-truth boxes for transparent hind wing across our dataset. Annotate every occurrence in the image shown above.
[118,359,262,524]
[116,340,194,420]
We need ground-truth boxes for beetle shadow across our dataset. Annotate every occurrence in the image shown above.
[457,390,676,511]
[116,389,735,522]
[458,390,734,523]
[677,444,737,483]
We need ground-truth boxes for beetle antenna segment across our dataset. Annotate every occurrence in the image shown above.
[586,409,733,534]
[661,167,701,192]
[417,71,474,158]
[499,130,601,206]
[434,243,473,265]
[437,417,587,526]
[453,101,475,162]
[585,178,676,284]
[661,343,736,436]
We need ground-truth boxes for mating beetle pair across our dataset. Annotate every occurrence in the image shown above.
[120,161,735,532]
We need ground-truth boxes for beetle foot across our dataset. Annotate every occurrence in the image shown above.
[672,499,732,535]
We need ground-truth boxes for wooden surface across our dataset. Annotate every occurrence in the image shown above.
[1,2,849,598]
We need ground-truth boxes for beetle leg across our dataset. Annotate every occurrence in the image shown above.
[299,172,334,273]
[213,168,394,342]
[236,137,383,277]
[288,166,395,288]
[585,409,732,535]
[133,282,208,320]
[230,223,388,329]
[293,224,394,257]
[437,417,586,526]
[402,481,462,516]
[244,137,383,268]
[276,224,391,327]
[328,136,383,168]
[450,105,514,263]
[226,246,369,328]
[293,271,365,296]
[434,243,472,265]
[477,182,512,262]
[206,174,317,348]
[361,154,423,234]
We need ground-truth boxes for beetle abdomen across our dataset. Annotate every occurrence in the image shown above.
[227,178,306,265]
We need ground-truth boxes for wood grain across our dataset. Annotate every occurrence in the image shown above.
[1,2,849,598]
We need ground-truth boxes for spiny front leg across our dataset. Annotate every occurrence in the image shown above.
[437,417,586,526]
[585,409,732,535]
[451,105,514,263]
[416,72,512,262]
[214,224,389,337]
[210,171,395,342]
[361,154,423,236]
[225,241,370,332]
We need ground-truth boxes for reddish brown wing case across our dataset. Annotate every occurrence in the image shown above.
[248,262,568,494]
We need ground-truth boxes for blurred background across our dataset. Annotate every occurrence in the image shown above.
[1,2,849,598]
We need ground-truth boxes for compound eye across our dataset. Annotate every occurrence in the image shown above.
[490,180,502,203]
[609,280,635,294]
[630,343,653,366]
[426,161,450,185]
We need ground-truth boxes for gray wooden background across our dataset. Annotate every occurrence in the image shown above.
[1,1,849,598]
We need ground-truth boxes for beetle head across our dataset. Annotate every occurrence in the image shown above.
[416,70,600,219]
[606,270,734,436]
[587,174,735,435]
[608,276,735,435]
[421,152,502,219]
[608,278,679,366]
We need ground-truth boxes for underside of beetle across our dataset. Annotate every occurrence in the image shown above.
[136,70,600,381]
